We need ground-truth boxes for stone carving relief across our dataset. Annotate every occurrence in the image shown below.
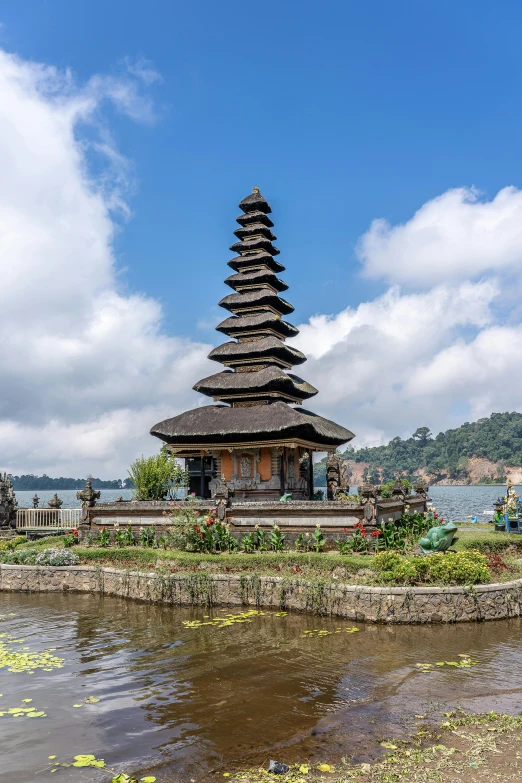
[240,455,252,478]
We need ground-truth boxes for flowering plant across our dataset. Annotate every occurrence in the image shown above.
[95,526,111,548]
[35,548,79,566]
[63,528,79,548]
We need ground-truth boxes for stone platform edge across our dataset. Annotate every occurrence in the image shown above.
[1,564,522,624]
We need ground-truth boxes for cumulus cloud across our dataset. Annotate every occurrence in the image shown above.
[292,281,502,446]
[2,46,521,476]
[292,185,522,447]
[0,50,212,477]
[358,186,522,286]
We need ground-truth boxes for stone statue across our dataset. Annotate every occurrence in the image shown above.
[47,493,63,509]
[76,478,100,508]
[0,473,17,529]
[32,494,39,509]
[279,492,293,502]
[419,521,458,554]
[326,453,342,500]
[413,478,428,496]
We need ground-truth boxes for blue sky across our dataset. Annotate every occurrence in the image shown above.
[3,0,522,335]
[1,1,522,475]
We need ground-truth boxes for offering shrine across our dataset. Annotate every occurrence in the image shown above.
[151,188,354,500]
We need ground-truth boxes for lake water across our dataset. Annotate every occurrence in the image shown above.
[1,593,522,783]
[15,485,515,521]
[346,485,516,523]
[15,489,134,508]
[427,484,516,522]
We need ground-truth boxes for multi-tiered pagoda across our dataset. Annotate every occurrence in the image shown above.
[151,189,354,499]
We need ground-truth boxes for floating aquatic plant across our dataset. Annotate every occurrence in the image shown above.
[301,627,359,638]
[0,638,64,673]
[415,654,478,673]
[183,609,267,630]
[0,705,46,718]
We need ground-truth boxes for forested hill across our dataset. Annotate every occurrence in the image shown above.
[314,412,522,486]
[7,475,133,490]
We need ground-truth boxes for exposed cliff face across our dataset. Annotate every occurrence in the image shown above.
[340,457,522,486]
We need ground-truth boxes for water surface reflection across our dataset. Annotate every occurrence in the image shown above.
[1,593,522,782]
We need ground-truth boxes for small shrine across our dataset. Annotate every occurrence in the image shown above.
[151,188,354,499]
[503,481,520,533]
[0,473,17,528]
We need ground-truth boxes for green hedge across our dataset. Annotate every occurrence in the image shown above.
[455,531,522,554]
[73,547,368,574]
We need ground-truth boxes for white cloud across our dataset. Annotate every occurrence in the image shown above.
[358,186,522,286]
[292,281,503,446]
[2,46,522,477]
[0,50,212,477]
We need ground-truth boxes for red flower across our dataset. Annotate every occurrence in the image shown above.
[371,529,381,537]
[360,529,368,537]
[194,525,201,533]
[343,527,347,533]
[199,533,204,539]
[102,526,106,531]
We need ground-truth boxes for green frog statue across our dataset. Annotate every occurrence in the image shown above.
[419,520,458,554]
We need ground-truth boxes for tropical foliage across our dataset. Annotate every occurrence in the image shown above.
[128,445,188,500]
[314,411,522,484]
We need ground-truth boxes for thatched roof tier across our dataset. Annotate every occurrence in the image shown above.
[216,312,299,339]
[224,269,288,293]
[218,289,294,316]
[234,224,277,241]
[150,187,355,456]
[227,251,285,274]
[193,366,318,402]
[151,401,354,450]
[229,237,280,256]
[208,337,306,367]
[239,189,271,214]
[236,211,274,228]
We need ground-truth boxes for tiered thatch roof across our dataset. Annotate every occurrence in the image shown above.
[151,188,354,450]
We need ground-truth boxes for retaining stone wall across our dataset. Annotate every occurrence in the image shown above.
[1,564,522,623]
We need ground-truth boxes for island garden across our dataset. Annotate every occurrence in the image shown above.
[3,191,522,783]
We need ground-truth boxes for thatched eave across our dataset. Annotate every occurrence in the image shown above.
[151,401,354,449]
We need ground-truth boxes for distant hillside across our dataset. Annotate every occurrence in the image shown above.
[313,412,522,487]
[8,475,134,490]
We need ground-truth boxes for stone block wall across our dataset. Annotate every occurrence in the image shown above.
[2,563,521,624]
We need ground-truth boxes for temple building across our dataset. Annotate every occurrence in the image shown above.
[151,188,354,500]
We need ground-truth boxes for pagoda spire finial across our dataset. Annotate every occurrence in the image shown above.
[252,186,260,194]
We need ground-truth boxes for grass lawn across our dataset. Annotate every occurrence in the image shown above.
[5,528,522,586]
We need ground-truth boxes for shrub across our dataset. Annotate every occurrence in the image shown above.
[373,550,491,586]
[0,548,39,564]
[63,529,79,547]
[373,551,417,584]
[35,548,79,566]
[337,522,370,554]
[485,552,514,575]
[379,478,412,499]
[0,536,27,552]
[423,551,490,585]
[128,445,188,500]
[459,534,522,555]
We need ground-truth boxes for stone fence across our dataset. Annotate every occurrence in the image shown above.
[2,563,522,624]
[81,493,427,544]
